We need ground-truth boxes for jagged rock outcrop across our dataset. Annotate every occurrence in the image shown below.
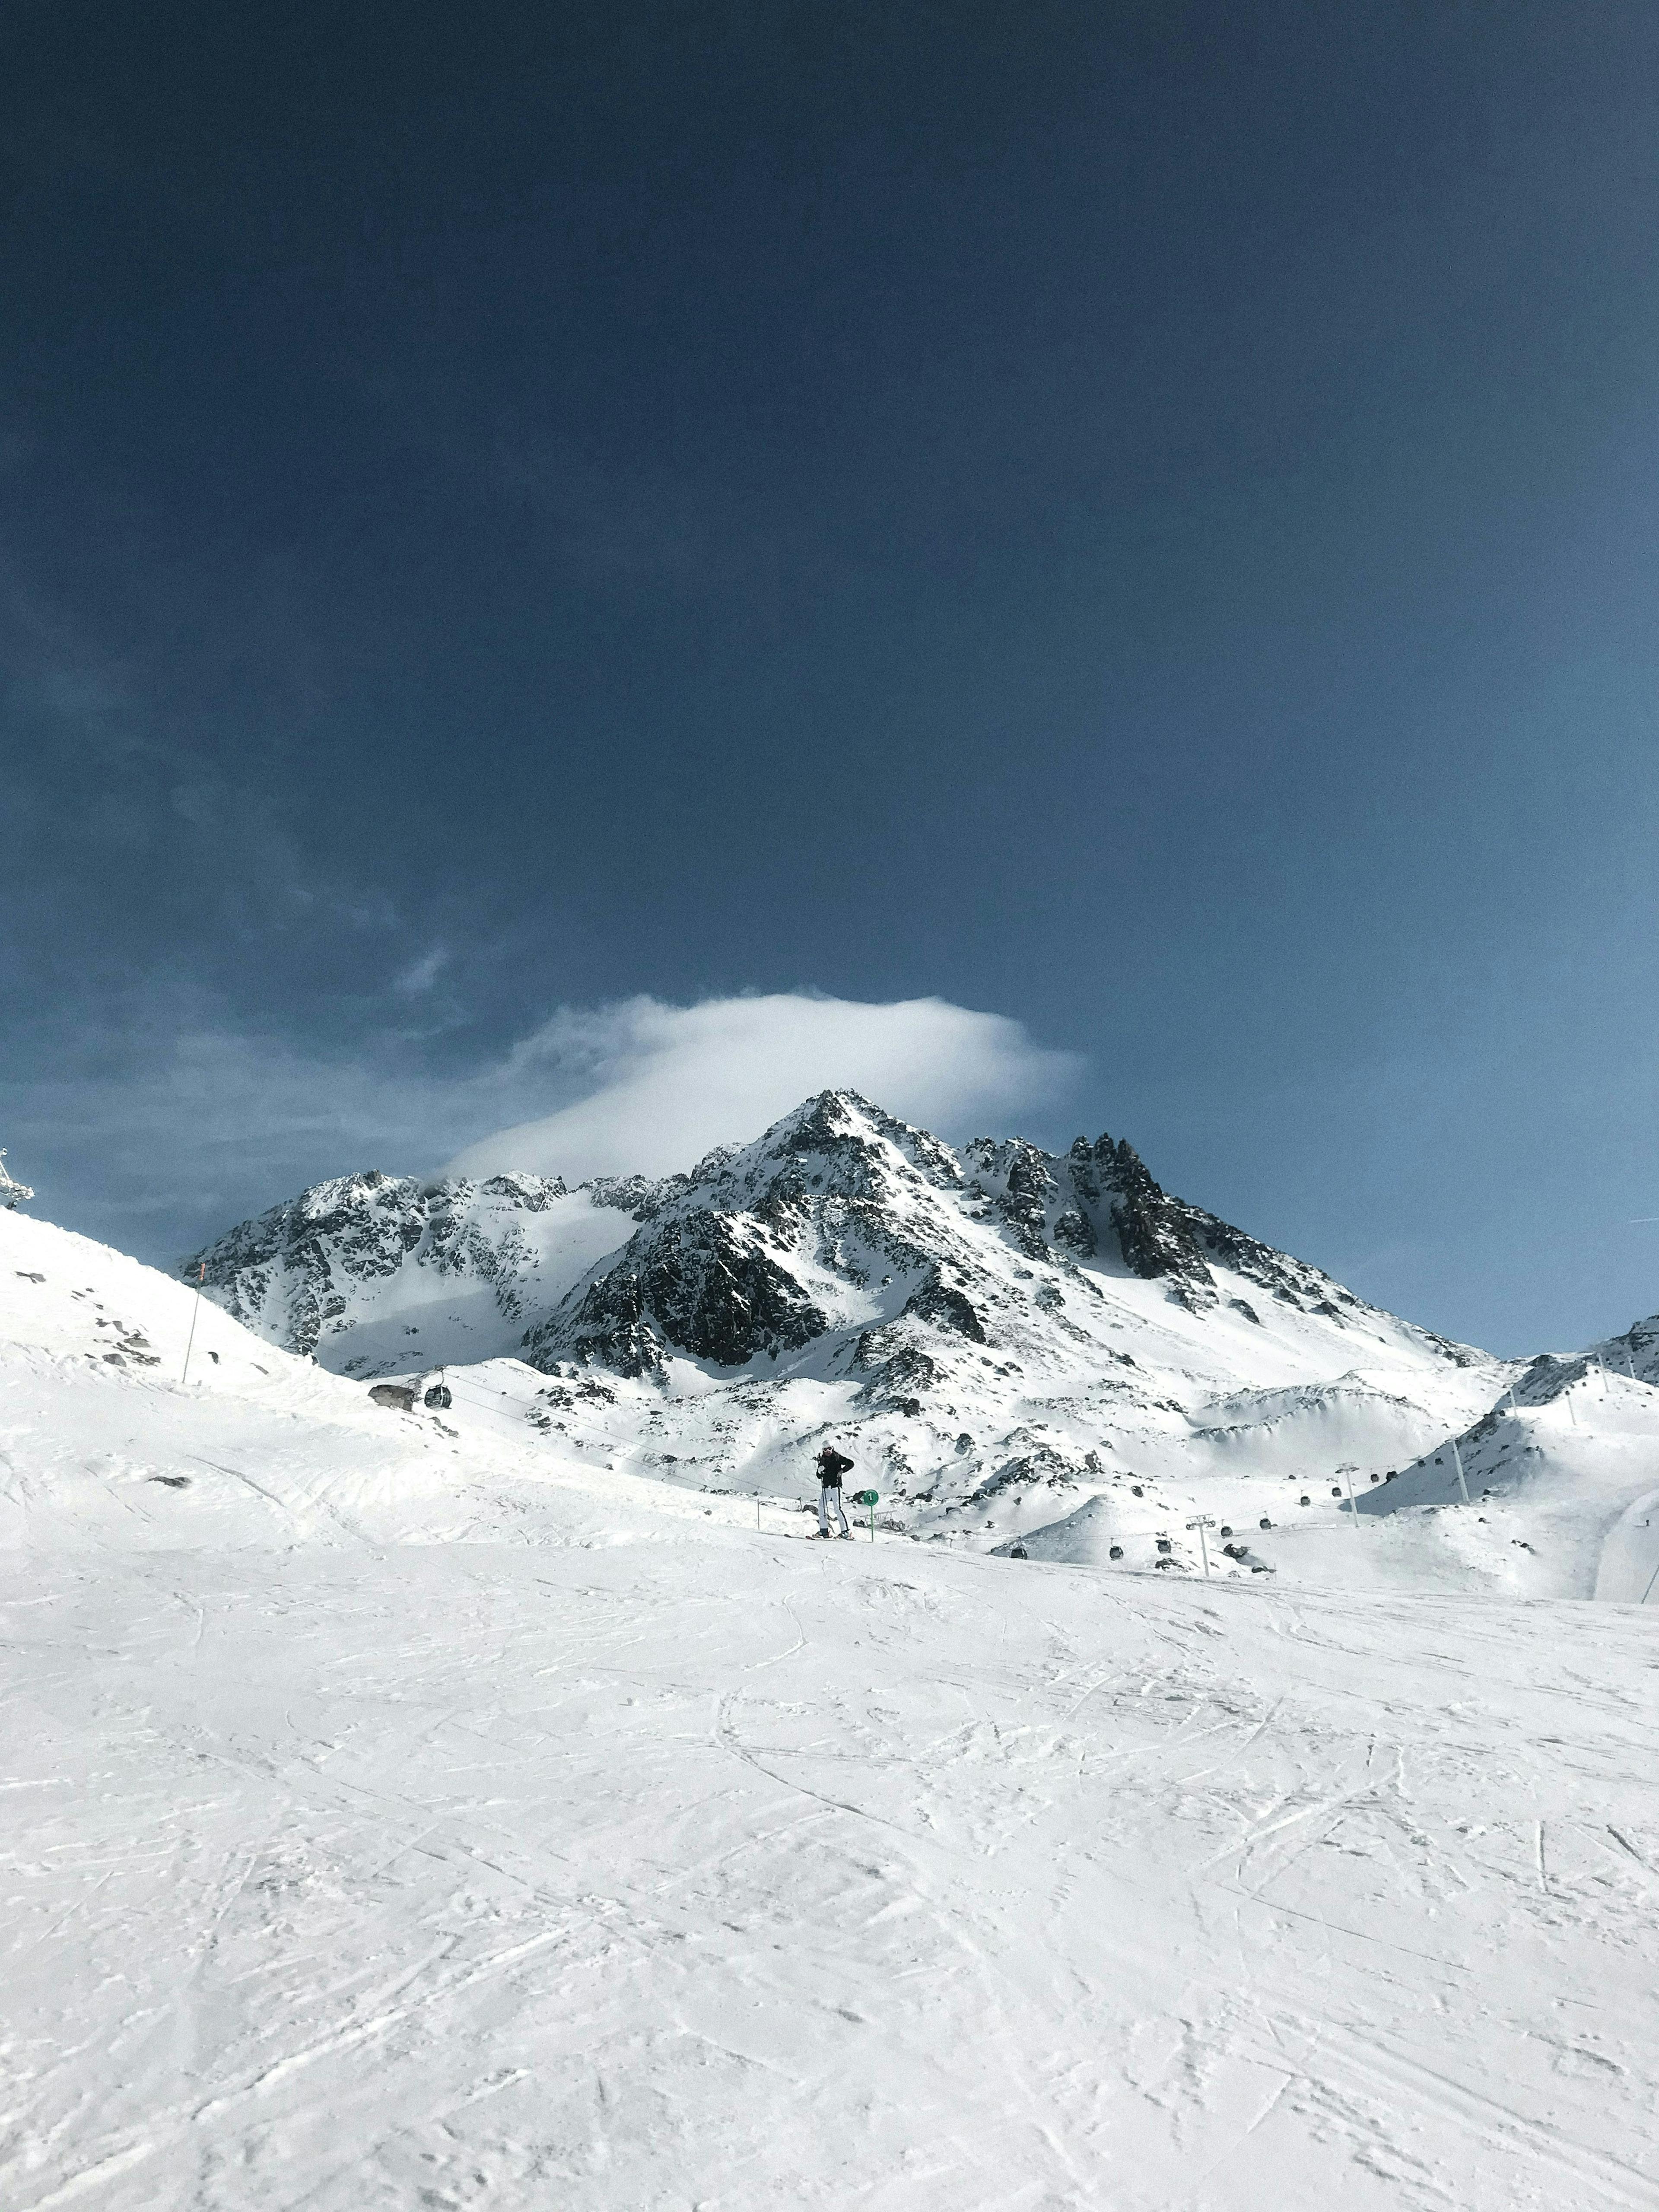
[900,1276,988,1343]
[962,1131,1216,1304]
[186,1091,1492,1437]
[524,1213,829,1378]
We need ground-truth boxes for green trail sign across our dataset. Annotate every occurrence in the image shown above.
[850,1488,879,1538]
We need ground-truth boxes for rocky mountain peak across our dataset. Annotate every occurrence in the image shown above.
[518,1091,961,1382]
[176,1092,1507,1546]
[184,1093,1491,1426]
[765,1089,963,1185]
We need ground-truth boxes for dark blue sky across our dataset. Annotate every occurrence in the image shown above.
[5,2,1658,1353]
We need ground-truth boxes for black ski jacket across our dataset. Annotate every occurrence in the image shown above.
[817,1449,854,1486]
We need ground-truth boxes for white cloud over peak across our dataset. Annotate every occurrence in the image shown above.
[444,993,1080,1183]
[6,986,1081,1267]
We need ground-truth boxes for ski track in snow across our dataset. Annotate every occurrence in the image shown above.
[5,1540,1659,2211]
[4,1200,1659,2207]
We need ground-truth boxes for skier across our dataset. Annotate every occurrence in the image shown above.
[814,1441,855,1538]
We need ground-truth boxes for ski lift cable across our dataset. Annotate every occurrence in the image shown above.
[428,1370,598,1424]
[438,1379,564,1434]
[425,1369,817,1463]
[397,1369,1323,1540]
[429,1372,671,1456]
[399,1367,579,1424]
[390,1371,1383,1533]
[449,1380,619,1433]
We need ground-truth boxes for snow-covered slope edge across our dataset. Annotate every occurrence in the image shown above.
[1354,1322,1659,1599]
[0,1207,767,1553]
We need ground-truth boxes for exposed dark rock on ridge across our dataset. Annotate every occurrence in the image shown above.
[966,1132,1217,1306]
[900,1277,988,1343]
[185,1090,1484,1398]
[523,1213,829,1378]
[520,1091,942,1377]
[514,1089,1450,1392]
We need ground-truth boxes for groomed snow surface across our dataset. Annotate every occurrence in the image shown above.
[5,1208,1659,2209]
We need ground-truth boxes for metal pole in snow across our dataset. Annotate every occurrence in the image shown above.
[1566,1382,1577,1427]
[1186,1516,1213,1576]
[1342,1465,1362,1530]
[181,1262,205,1384]
[1450,1440,1471,1506]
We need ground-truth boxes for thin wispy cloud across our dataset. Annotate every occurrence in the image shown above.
[395,947,451,997]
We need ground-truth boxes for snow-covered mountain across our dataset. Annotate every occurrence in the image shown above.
[188,1091,1474,1375]
[185,1090,1555,1573]
[181,1165,648,1374]
[0,1199,754,1554]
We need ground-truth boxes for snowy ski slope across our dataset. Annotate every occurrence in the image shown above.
[4,1205,1659,2208]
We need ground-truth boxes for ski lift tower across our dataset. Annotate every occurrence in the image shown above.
[0,1151,33,1209]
